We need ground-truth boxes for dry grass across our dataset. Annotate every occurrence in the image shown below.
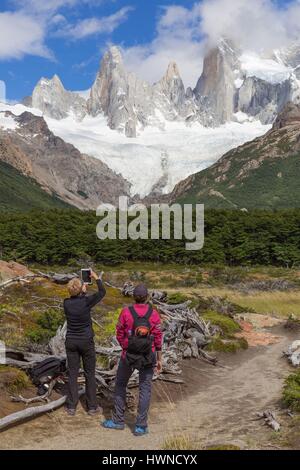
[161,433,241,451]
[162,434,197,450]
[166,286,300,319]
[0,366,31,394]
[199,288,300,318]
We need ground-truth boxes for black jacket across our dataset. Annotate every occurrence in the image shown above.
[64,279,106,340]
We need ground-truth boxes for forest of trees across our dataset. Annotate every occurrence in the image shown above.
[0,208,299,267]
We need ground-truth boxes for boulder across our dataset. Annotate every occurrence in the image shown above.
[284,340,300,367]
[0,261,33,283]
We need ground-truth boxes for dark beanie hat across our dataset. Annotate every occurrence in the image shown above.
[133,284,148,298]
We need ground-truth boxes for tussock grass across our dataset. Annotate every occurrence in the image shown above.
[0,366,31,394]
[283,371,300,411]
[190,288,300,319]
[207,337,248,353]
[162,434,197,450]
[201,310,241,335]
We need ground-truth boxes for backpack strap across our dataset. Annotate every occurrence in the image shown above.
[128,305,139,325]
[128,304,153,323]
[144,304,153,321]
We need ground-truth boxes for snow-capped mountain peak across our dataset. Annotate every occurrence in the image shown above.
[13,41,300,197]
[30,42,300,134]
[108,45,123,65]
[32,73,87,121]
[164,61,181,81]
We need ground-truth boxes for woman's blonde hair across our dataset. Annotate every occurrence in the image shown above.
[67,278,82,297]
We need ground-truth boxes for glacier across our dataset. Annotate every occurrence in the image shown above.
[0,101,269,197]
[46,114,269,197]
[240,52,293,84]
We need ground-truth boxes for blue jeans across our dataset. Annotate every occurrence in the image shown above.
[113,358,154,427]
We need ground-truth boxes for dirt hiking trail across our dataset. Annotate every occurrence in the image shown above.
[0,325,298,450]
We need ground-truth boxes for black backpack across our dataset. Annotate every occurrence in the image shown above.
[126,305,154,370]
[30,357,66,386]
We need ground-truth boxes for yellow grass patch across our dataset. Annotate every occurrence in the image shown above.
[166,286,300,319]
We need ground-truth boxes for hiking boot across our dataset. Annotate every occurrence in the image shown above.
[65,407,76,416]
[102,419,125,430]
[134,425,148,436]
[87,406,103,416]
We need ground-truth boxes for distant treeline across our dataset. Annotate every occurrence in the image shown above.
[0,209,299,267]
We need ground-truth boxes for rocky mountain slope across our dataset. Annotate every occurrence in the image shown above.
[0,110,131,210]
[169,102,300,209]
[0,160,72,211]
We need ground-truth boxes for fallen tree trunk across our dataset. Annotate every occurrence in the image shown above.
[0,272,78,290]
[95,345,122,356]
[0,396,65,431]
[5,359,37,370]
[0,274,47,289]
[0,389,85,432]
[5,349,50,370]
[11,379,58,405]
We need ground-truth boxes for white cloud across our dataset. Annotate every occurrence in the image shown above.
[121,0,300,88]
[57,6,134,40]
[199,0,300,51]
[0,1,132,60]
[121,4,204,88]
[50,14,67,26]
[13,0,103,15]
[0,11,52,60]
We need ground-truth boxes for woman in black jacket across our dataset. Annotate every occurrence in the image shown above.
[64,270,106,416]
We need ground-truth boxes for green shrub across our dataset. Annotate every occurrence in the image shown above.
[25,308,64,344]
[36,308,64,333]
[282,371,300,411]
[94,308,121,344]
[167,292,189,305]
[207,336,248,353]
[0,365,31,394]
[201,311,241,335]
[25,325,51,344]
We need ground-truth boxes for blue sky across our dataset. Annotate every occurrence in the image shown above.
[0,0,298,101]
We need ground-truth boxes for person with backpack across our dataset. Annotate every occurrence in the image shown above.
[102,284,162,436]
[64,270,106,416]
